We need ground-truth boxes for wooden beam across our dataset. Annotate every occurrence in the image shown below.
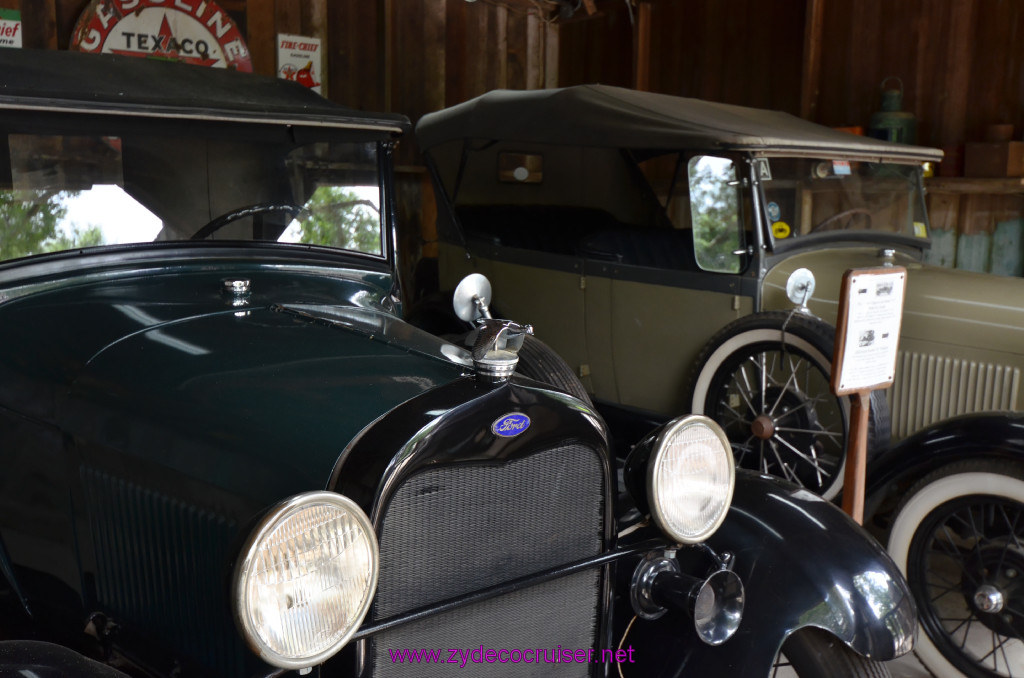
[544,15,558,88]
[22,0,57,50]
[382,0,393,112]
[800,0,824,119]
[926,177,1024,195]
[245,0,275,77]
[937,0,976,146]
[634,0,651,91]
[525,11,542,89]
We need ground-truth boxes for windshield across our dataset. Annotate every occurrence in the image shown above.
[756,158,928,245]
[0,133,384,263]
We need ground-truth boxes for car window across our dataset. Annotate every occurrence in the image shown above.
[758,157,927,243]
[278,184,382,255]
[0,133,385,263]
[688,156,743,273]
[1,135,160,261]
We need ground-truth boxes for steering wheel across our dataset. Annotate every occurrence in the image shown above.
[190,203,303,240]
[810,208,872,233]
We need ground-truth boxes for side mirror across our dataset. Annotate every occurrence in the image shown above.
[785,267,816,313]
[453,273,493,322]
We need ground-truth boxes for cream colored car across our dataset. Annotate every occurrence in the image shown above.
[416,85,1024,499]
[416,88,1024,678]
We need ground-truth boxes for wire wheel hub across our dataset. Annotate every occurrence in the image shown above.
[751,414,776,440]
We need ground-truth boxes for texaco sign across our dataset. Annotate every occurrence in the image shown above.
[71,0,252,71]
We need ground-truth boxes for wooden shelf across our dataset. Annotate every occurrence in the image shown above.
[925,177,1024,194]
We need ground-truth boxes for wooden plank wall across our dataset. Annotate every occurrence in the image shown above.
[560,0,1024,277]
[7,0,1024,278]
[560,0,805,113]
[0,0,553,129]
[561,0,1024,152]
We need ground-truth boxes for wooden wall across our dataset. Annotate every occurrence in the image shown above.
[560,0,1024,153]
[560,0,806,114]
[559,0,1024,277]
[0,0,554,137]
[7,0,1024,278]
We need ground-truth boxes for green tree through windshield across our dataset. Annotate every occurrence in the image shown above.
[0,190,105,260]
[294,186,381,255]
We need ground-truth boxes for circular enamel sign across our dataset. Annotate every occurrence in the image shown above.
[71,0,252,71]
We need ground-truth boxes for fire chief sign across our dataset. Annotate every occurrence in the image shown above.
[71,0,252,71]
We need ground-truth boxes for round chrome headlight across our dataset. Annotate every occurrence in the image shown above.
[647,415,736,544]
[234,491,378,669]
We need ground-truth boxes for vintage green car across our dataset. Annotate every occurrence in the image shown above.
[0,50,923,678]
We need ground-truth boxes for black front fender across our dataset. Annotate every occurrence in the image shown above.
[866,412,1024,516]
[624,470,915,676]
[0,641,131,678]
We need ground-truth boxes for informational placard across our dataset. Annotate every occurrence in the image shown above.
[0,10,22,49]
[831,267,907,395]
[277,33,322,94]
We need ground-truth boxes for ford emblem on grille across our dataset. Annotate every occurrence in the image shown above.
[492,413,530,437]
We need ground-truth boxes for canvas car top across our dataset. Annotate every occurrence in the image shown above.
[416,84,943,162]
[0,48,409,134]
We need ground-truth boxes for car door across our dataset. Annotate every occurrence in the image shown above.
[589,154,758,415]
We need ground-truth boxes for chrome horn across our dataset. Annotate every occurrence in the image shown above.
[630,550,744,646]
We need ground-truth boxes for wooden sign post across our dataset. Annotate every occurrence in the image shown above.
[831,266,907,523]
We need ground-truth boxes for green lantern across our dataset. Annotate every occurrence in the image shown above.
[868,77,917,145]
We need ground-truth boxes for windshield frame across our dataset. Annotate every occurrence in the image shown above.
[753,154,932,255]
[0,108,402,272]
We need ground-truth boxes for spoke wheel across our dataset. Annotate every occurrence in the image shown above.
[888,462,1024,678]
[689,312,890,500]
[771,628,892,678]
[715,343,844,494]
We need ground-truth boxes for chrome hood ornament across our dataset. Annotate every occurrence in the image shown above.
[471,318,533,381]
[453,273,533,382]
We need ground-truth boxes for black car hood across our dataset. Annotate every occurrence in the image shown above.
[0,264,467,508]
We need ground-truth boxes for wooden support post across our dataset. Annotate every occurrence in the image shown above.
[634,1,652,91]
[841,390,871,524]
[799,0,824,120]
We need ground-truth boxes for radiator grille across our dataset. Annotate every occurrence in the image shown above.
[890,351,1021,439]
[81,467,243,675]
[370,444,605,677]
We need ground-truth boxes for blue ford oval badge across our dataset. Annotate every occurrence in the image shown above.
[492,412,530,438]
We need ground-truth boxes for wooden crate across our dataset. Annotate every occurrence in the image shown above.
[964,142,1024,177]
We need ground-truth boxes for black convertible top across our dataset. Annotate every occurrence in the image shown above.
[0,48,409,134]
[417,84,942,162]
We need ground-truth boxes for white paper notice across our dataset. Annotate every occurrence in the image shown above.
[836,270,906,393]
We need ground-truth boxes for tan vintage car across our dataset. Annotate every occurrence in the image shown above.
[412,85,1024,500]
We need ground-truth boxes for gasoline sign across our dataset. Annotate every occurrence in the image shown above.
[71,0,252,71]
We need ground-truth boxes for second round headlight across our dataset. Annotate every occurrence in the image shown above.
[647,415,736,544]
[234,491,378,669]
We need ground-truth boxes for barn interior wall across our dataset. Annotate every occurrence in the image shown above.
[560,0,1024,277]
[5,0,1023,280]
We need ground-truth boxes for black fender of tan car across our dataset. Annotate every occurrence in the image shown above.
[621,470,916,676]
[865,411,1024,519]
